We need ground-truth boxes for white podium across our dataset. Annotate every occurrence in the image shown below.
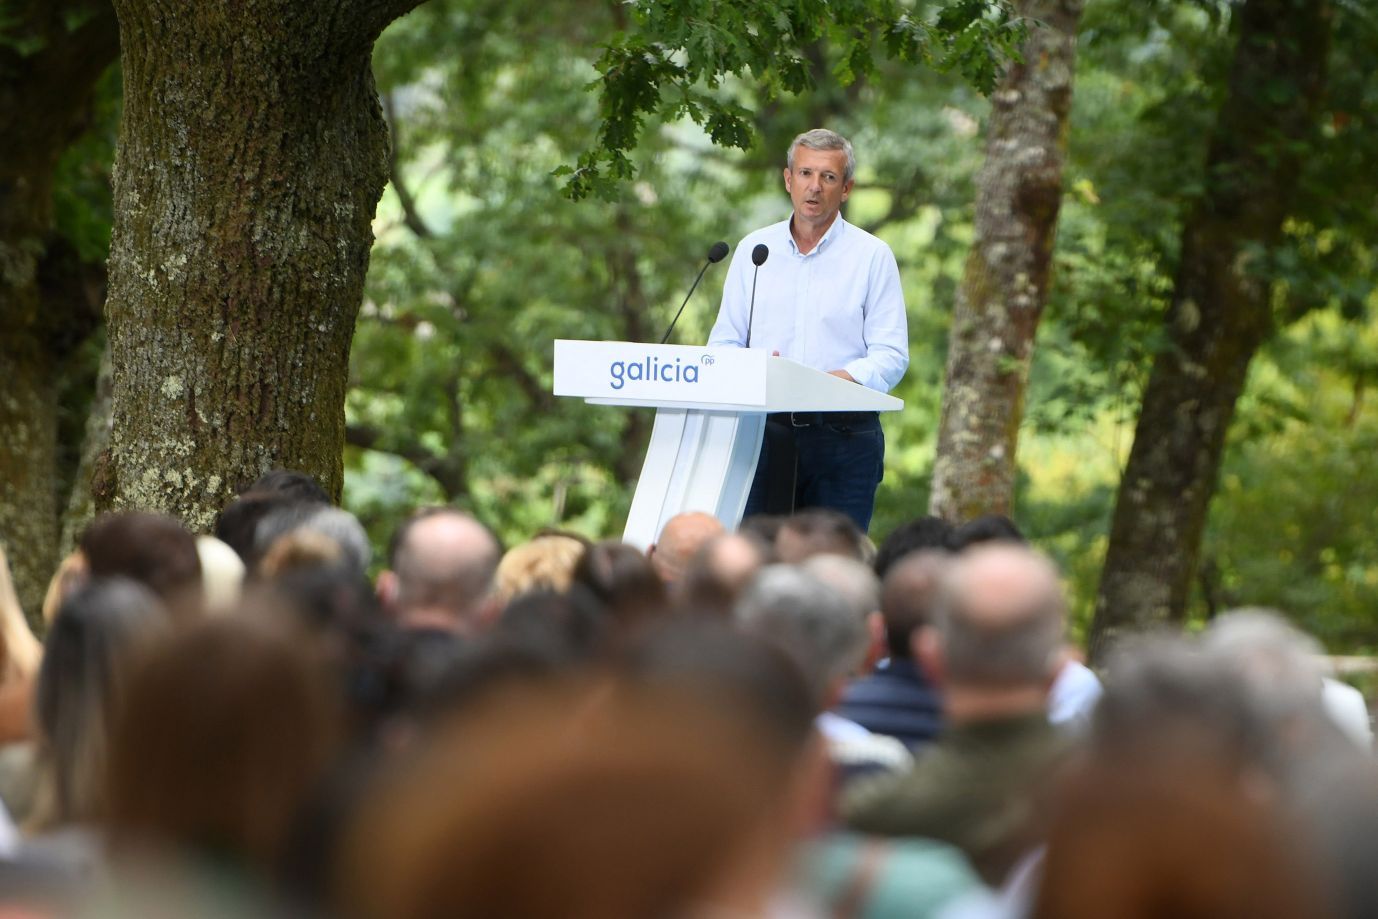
[553,340,902,550]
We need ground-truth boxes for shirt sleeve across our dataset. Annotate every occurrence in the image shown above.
[707,241,752,349]
[842,243,909,393]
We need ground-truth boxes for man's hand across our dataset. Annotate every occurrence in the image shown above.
[827,369,857,383]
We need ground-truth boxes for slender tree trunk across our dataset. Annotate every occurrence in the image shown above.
[1088,0,1329,662]
[100,0,425,530]
[0,1,118,619]
[928,0,1084,523]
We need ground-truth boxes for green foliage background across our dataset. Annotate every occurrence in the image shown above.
[343,0,1378,647]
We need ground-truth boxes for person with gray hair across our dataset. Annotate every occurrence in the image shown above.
[735,566,910,782]
[707,128,908,532]
[254,503,373,576]
[843,544,1074,885]
[1203,607,1372,751]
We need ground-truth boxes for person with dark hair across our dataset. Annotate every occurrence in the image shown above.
[775,508,866,564]
[946,513,1025,552]
[843,544,1072,885]
[570,541,667,640]
[248,469,331,505]
[872,516,953,578]
[736,513,785,547]
[79,513,203,621]
[27,579,171,839]
[376,509,501,637]
[493,589,609,664]
[214,490,301,567]
[835,552,946,750]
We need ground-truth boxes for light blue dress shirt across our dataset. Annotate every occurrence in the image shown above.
[707,214,909,393]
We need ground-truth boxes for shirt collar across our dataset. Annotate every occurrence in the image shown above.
[784,212,848,256]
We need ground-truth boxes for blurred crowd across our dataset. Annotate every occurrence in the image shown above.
[0,470,1374,918]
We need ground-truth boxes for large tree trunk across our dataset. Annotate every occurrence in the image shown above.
[928,0,1083,523]
[1088,0,1329,662]
[100,0,424,530]
[0,1,119,619]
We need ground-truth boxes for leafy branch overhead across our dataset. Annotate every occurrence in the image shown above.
[559,0,1027,198]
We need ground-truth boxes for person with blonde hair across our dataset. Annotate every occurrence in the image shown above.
[493,533,587,604]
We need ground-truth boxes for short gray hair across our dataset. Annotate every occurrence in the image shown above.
[256,504,372,575]
[787,129,856,183]
[934,546,1065,686]
[1201,608,1329,721]
[734,565,868,702]
[801,555,880,623]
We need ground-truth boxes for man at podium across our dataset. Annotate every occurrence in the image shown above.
[708,128,908,532]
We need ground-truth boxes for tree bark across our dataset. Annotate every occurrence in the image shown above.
[0,0,119,619]
[101,0,425,530]
[1088,0,1330,662]
[928,0,1083,523]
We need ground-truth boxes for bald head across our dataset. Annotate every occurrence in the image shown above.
[386,510,501,630]
[934,544,1065,687]
[650,512,725,583]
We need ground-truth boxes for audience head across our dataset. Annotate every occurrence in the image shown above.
[737,514,785,546]
[195,535,245,616]
[776,509,866,564]
[648,513,725,584]
[31,578,170,831]
[675,534,769,618]
[347,681,797,919]
[570,541,666,639]
[494,534,587,603]
[734,565,868,706]
[880,551,950,660]
[214,490,300,566]
[248,468,331,505]
[1036,638,1326,919]
[377,509,501,636]
[872,515,953,578]
[946,513,1025,552]
[256,504,371,577]
[106,617,340,876]
[922,544,1065,699]
[79,512,203,621]
[496,588,609,663]
[800,554,883,670]
[1201,608,1329,723]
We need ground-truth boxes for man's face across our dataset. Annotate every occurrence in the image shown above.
[783,147,853,227]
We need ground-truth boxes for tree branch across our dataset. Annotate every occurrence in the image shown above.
[382,90,435,240]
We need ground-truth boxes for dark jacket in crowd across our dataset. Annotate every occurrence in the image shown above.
[835,658,943,752]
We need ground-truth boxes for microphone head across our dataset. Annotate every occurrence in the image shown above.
[751,244,769,267]
[707,241,729,263]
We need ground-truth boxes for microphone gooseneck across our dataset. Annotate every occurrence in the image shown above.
[746,244,769,349]
[659,241,730,345]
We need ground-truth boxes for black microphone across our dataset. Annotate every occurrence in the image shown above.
[659,241,730,344]
[745,244,768,348]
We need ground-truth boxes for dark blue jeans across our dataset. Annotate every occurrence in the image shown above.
[744,413,885,533]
